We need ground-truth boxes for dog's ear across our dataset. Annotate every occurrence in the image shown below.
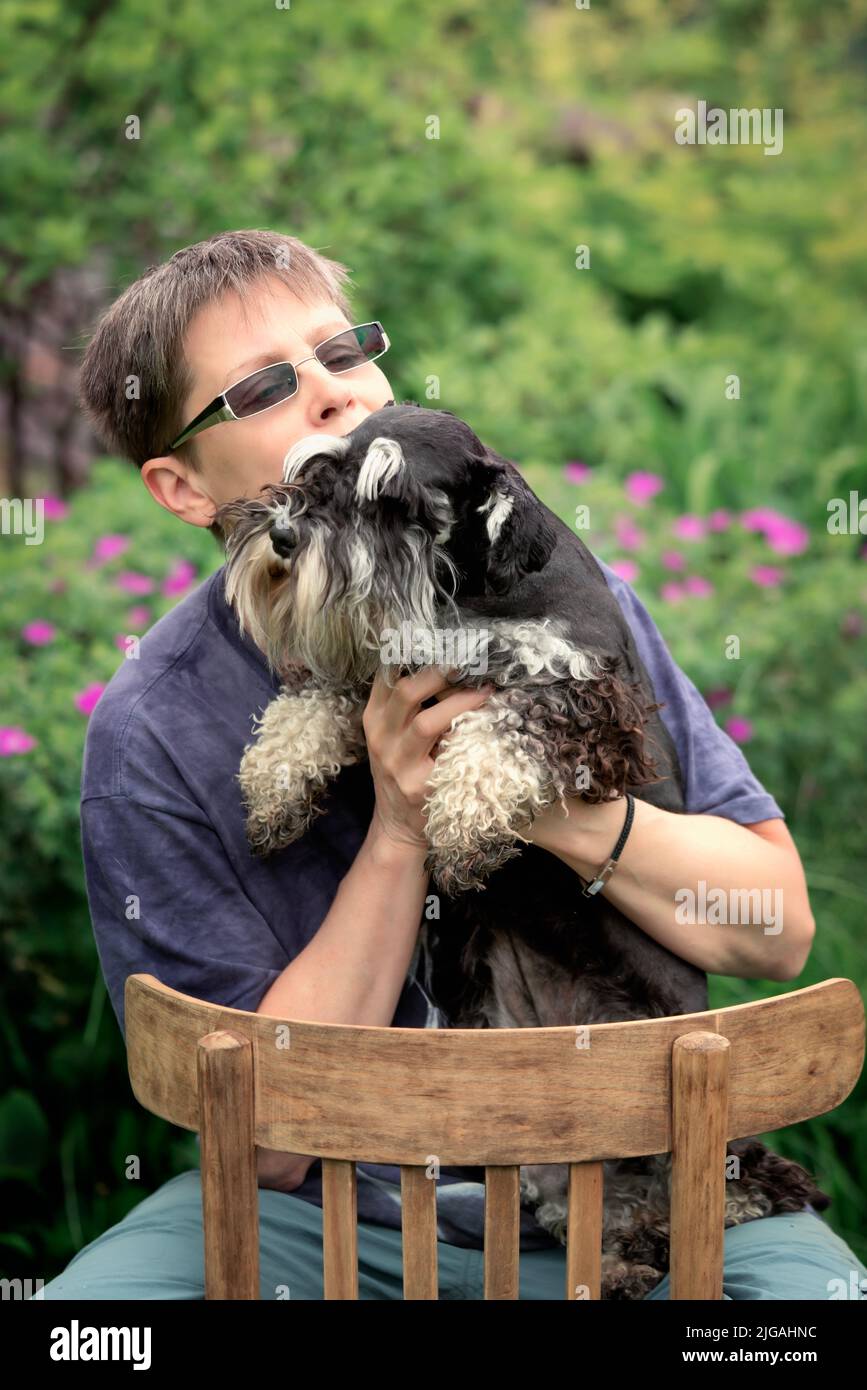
[475,449,557,596]
[358,436,452,534]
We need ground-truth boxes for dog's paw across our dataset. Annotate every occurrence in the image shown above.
[601,1254,665,1301]
[244,787,326,857]
[519,1170,541,1207]
[238,686,366,858]
[425,841,522,894]
[534,1199,569,1246]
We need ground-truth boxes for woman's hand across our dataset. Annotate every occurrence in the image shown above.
[363,667,495,853]
[256,1145,312,1193]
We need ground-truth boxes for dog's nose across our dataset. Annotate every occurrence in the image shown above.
[270,525,296,559]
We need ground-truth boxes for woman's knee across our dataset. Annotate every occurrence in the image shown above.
[39,1171,207,1301]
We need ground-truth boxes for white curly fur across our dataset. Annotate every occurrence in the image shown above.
[487,619,603,684]
[239,685,365,852]
[422,693,555,889]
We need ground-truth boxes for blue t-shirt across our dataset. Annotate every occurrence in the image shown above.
[80,559,784,1252]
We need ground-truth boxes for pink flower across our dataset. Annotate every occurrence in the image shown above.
[672,514,706,541]
[625,471,664,506]
[613,515,645,551]
[22,620,57,645]
[704,688,733,710]
[608,558,639,583]
[765,518,809,556]
[74,683,106,716]
[115,571,155,595]
[750,565,785,588]
[661,550,685,572]
[126,606,151,629]
[92,534,130,565]
[48,578,67,594]
[162,559,197,596]
[38,495,69,521]
[740,507,807,553]
[707,509,732,532]
[564,460,591,483]
[725,716,753,744]
[683,575,714,597]
[660,581,685,603]
[0,726,37,755]
[740,507,782,533]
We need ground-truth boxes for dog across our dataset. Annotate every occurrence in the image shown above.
[216,401,830,1298]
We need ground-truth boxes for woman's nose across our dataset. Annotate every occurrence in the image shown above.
[270,525,296,558]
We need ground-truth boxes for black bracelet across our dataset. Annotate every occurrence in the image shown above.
[580,793,635,898]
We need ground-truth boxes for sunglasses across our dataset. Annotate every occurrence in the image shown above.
[166,320,390,453]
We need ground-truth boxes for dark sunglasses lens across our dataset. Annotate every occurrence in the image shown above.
[227,363,298,418]
[317,323,386,373]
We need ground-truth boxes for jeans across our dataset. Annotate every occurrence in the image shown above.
[37,1169,867,1301]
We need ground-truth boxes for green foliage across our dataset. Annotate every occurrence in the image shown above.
[1,0,866,1278]
[0,464,217,1272]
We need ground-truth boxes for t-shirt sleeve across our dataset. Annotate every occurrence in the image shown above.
[595,559,785,826]
[81,792,287,1041]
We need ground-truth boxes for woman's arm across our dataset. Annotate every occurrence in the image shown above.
[526,795,815,982]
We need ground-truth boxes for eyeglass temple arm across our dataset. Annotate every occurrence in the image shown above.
[168,400,234,453]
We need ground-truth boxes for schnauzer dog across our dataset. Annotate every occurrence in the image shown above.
[216,401,829,1299]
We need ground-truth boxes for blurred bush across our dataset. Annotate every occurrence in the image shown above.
[0,465,218,1270]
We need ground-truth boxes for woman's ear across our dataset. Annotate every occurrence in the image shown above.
[141,454,217,528]
[476,449,558,595]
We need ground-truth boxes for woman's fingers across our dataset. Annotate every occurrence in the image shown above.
[364,666,495,771]
[366,665,475,740]
[408,684,495,755]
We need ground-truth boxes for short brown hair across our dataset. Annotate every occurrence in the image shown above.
[78,228,355,536]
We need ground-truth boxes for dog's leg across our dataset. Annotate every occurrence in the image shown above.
[239,684,366,856]
[721,1136,829,1225]
[422,693,556,893]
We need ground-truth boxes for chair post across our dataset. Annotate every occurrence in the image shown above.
[197,1030,260,1300]
[321,1159,359,1299]
[566,1161,604,1300]
[400,1166,439,1299]
[484,1166,521,1299]
[669,1031,730,1300]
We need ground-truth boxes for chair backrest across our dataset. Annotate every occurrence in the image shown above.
[125,974,864,1300]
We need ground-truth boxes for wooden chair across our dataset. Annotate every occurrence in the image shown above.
[124,974,864,1300]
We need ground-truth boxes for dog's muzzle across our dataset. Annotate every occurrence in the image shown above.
[270,525,296,559]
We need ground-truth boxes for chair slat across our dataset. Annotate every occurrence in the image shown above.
[322,1158,359,1299]
[197,1031,260,1300]
[484,1165,520,1299]
[126,975,864,1164]
[566,1161,604,1300]
[400,1166,439,1299]
[669,1032,730,1300]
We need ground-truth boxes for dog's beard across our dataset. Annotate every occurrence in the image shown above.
[225,519,461,685]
